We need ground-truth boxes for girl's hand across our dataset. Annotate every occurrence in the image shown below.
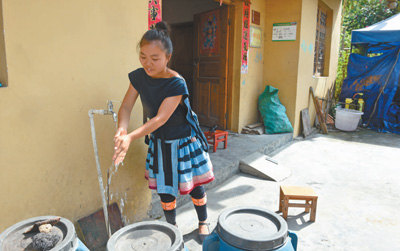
[113,131,131,166]
[114,127,127,139]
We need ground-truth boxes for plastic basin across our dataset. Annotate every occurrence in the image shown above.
[335,108,363,131]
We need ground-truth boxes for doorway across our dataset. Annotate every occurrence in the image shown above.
[163,0,234,130]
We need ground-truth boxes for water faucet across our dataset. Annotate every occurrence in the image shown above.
[107,100,120,123]
[107,100,114,113]
[112,112,118,123]
[89,100,120,118]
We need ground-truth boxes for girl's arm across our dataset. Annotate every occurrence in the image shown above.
[117,84,139,130]
[113,94,182,165]
[114,84,139,138]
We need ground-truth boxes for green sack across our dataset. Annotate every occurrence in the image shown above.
[258,85,293,134]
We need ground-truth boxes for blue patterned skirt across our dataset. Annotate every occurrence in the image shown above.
[145,130,214,197]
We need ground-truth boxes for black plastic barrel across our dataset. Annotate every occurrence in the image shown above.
[0,216,78,251]
[107,221,186,251]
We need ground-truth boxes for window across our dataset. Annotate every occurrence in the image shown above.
[314,2,332,76]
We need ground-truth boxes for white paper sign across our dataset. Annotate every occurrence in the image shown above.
[272,22,297,41]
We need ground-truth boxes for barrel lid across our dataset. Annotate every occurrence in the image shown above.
[217,206,288,251]
[0,216,77,251]
[107,221,183,251]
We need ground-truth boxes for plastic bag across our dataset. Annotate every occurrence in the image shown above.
[258,85,293,134]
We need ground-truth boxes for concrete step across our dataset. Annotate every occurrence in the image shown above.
[147,132,293,219]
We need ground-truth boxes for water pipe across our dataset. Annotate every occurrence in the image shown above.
[88,100,120,238]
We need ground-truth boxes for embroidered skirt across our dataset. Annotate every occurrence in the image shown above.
[144,132,214,197]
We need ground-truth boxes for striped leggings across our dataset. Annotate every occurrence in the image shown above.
[159,186,207,226]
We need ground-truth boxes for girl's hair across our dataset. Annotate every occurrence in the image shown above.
[138,21,173,56]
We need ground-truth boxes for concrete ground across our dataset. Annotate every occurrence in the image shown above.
[148,130,293,219]
[174,128,400,251]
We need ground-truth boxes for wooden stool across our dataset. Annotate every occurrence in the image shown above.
[204,130,228,152]
[279,185,318,222]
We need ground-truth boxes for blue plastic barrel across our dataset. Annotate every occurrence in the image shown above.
[203,206,298,251]
[76,239,90,251]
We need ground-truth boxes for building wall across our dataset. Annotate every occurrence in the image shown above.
[260,0,341,137]
[295,0,342,136]
[296,0,319,135]
[0,0,151,232]
[263,0,302,133]
[237,0,266,131]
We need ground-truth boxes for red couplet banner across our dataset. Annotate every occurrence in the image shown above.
[148,0,162,30]
[241,2,250,73]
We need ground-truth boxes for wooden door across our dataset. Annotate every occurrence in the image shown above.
[193,6,229,129]
[170,22,194,103]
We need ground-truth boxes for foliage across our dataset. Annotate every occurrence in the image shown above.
[335,0,400,99]
[344,0,399,31]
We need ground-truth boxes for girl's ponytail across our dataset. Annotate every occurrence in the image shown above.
[155,21,170,36]
[139,21,173,56]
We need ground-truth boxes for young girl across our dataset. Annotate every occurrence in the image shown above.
[113,21,214,241]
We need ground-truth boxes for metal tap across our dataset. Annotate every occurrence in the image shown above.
[107,100,119,123]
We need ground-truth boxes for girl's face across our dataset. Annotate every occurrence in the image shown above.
[139,41,171,78]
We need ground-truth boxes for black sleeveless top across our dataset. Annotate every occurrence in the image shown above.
[128,68,191,140]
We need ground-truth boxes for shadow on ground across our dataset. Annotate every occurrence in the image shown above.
[318,127,400,149]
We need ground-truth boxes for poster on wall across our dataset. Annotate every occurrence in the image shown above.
[250,26,262,48]
[241,1,250,74]
[148,0,162,30]
[272,22,297,41]
[200,10,220,55]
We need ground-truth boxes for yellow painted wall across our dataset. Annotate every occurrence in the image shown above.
[296,0,319,135]
[263,0,302,133]
[237,0,266,131]
[260,0,341,137]
[0,0,151,232]
[295,0,342,136]
[320,0,342,102]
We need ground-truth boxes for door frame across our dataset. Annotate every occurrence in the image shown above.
[215,1,236,130]
[225,4,235,131]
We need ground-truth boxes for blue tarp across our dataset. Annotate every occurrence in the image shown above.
[339,45,400,133]
[351,13,400,44]
[340,13,400,134]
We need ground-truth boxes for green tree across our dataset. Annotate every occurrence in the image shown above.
[336,0,400,99]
